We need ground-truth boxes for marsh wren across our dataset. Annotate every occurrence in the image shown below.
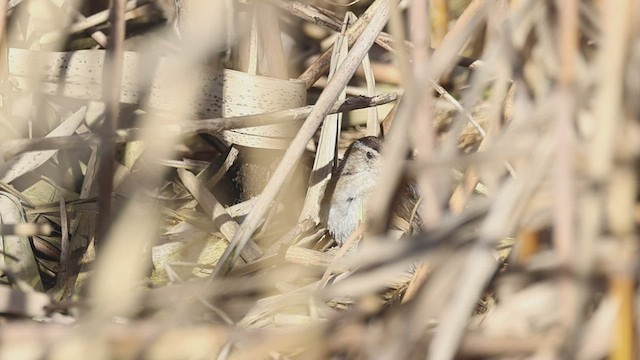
[322,136,421,246]
[323,136,383,246]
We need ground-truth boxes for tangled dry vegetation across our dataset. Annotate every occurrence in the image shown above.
[0,0,638,359]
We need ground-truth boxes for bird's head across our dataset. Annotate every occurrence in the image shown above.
[339,136,383,177]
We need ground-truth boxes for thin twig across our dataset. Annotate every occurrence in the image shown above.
[2,93,397,158]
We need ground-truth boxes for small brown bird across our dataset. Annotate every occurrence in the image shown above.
[322,136,421,246]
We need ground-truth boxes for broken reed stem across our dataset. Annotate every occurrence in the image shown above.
[177,168,262,262]
[0,320,542,358]
[39,0,151,44]
[285,247,351,274]
[211,0,392,278]
[273,0,482,70]
[274,0,398,55]
[96,0,126,247]
[1,93,396,158]
[554,1,580,353]
[297,0,386,88]
[46,0,109,47]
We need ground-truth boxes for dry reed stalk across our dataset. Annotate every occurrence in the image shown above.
[592,2,636,358]
[430,0,448,46]
[177,168,262,262]
[1,93,396,157]
[96,0,126,246]
[298,13,351,222]
[272,0,483,68]
[48,0,108,47]
[297,0,388,88]
[553,2,582,355]
[400,0,439,307]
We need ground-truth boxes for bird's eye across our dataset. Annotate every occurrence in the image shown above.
[366,151,374,159]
